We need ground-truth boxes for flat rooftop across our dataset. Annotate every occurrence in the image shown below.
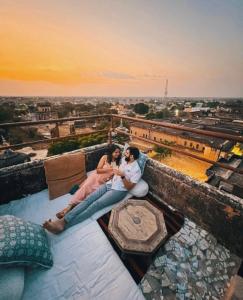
[131,122,234,150]
[0,144,242,299]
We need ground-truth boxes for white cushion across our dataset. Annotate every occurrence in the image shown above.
[0,267,25,300]
[130,179,149,197]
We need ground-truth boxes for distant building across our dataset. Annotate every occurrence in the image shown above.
[206,154,243,198]
[116,119,129,133]
[184,107,210,114]
[130,122,234,161]
[155,104,166,111]
[0,149,30,169]
[37,103,51,113]
[34,103,58,120]
[74,119,100,130]
[74,120,86,128]
[191,117,243,136]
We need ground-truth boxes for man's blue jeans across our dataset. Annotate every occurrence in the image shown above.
[64,184,127,228]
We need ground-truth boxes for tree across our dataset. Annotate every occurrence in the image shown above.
[110,109,118,114]
[113,135,129,145]
[154,140,175,160]
[146,109,172,120]
[127,111,136,117]
[47,133,107,156]
[57,102,75,118]
[191,102,197,107]
[26,127,40,139]
[207,101,220,108]
[48,139,80,156]
[154,145,172,160]
[0,105,14,123]
[97,120,110,130]
[10,136,23,144]
[134,103,149,115]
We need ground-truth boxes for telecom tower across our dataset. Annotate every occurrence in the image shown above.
[164,79,168,101]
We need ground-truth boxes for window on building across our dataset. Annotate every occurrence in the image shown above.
[190,142,193,147]
[154,137,157,141]
[196,144,199,149]
[184,141,187,146]
[202,147,205,151]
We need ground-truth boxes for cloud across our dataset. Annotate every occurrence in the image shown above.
[96,71,165,81]
[98,71,135,80]
[142,73,165,80]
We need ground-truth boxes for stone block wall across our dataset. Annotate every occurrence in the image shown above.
[0,160,46,205]
[0,144,242,258]
[143,158,243,258]
[0,143,109,204]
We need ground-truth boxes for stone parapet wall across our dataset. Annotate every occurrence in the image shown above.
[143,158,243,258]
[0,144,242,257]
[0,143,108,204]
[0,160,46,205]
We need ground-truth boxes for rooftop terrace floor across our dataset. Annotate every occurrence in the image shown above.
[0,182,241,300]
[0,143,242,299]
[0,188,144,300]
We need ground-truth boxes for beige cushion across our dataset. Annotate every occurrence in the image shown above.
[44,152,87,200]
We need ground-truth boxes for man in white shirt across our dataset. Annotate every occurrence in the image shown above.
[43,147,142,234]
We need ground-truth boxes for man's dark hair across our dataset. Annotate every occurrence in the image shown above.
[127,147,140,160]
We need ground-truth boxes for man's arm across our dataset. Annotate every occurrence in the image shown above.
[121,177,136,190]
[115,167,142,191]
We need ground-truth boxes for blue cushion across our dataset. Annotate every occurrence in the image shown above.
[0,267,25,300]
[123,143,148,174]
[0,215,53,268]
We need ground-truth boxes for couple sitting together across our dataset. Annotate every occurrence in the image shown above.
[43,145,142,234]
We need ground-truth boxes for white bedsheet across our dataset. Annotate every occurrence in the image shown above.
[0,190,144,300]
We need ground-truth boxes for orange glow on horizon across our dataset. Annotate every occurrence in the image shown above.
[0,0,242,96]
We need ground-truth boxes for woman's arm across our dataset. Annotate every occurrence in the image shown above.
[96,155,113,174]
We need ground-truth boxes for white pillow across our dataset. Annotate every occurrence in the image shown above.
[0,267,25,300]
[130,179,149,197]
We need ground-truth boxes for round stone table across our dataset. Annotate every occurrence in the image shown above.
[108,199,168,255]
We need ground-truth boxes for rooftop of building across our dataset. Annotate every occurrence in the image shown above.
[0,143,242,299]
[1,111,243,299]
[0,149,30,168]
[130,121,235,151]
[206,154,243,198]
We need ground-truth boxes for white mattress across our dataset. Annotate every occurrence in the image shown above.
[0,189,144,300]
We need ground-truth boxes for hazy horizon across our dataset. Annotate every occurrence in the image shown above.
[1,95,242,100]
[0,0,243,97]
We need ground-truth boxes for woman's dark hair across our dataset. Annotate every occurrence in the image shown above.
[106,144,121,166]
[127,146,140,160]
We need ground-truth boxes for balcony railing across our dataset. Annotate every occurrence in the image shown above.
[0,114,110,150]
[0,114,242,175]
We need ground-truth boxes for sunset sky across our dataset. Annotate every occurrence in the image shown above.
[0,0,242,97]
